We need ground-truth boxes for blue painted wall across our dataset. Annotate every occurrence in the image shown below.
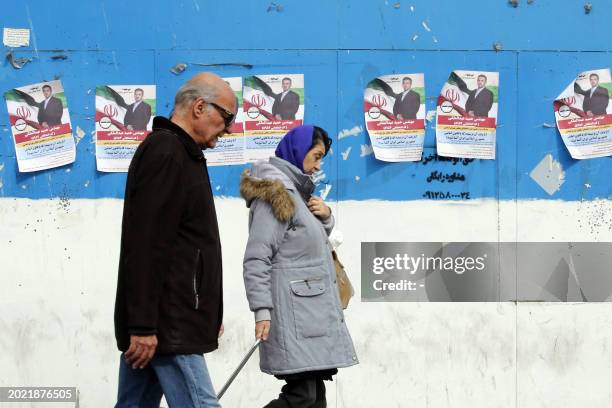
[0,0,610,201]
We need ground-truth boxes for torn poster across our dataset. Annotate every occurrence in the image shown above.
[554,68,612,159]
[364,74,425,161]
[436,70,499,160]
[204,77,245,166]
[243,74,304,162]
[4,80,75,172]
[3,28,30,47]
[95,85,155,172]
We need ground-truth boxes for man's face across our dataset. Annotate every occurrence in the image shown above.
[42,87,52,98]
[134,90,143,102]
[192,90,237,149]
[282,80,291,92]
[477,76,486,89]
[402,79,412,91]
[590,76,599,88]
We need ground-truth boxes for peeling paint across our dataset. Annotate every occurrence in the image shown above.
[170,63,187,75]
[421,21,432,32]
[338,126,363,139]
[355,176,361,181]
[529,154,566,195]
[267,2,284,12]
[360,144,374,157]
[320,184,332,200]
[0,163,4,172]
[410,5,415,12]
[412,34,419,41]
[584,3,592,14]
[84,180,90,188]
[393,2,401,9]
[426,110,436,123]
[542,123,556,128]
[341,147,352,161]
[75,126,86,145]
[6,51,32,69]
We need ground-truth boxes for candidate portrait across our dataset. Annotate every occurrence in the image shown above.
[392,77,421,120]
[574,73,609,116]
[123,88,152,131]
[271,77,300,120]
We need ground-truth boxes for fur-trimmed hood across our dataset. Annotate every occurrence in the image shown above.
[240,160,295,222]
[240,157,316,222]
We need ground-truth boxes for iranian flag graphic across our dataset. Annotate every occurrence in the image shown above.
[243,76,276,122]
[95,86,130,133]
[364,78,399,121]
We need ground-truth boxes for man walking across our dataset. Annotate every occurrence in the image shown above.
[114,73,237,408]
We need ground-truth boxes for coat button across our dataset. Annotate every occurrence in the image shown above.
[352,356,357,361]
[340,317,344,322]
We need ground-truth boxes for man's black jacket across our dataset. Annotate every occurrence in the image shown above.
[114,116,223,354]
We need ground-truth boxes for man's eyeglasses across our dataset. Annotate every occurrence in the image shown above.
[207,101,235,129]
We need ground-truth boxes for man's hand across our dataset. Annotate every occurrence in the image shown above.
[468,111,475,117]
[274,114,282,120]
[125,334,157,369]
[255,320,270,341]
[307,196,331,219]
[587,111,594,117]
[127,125,134,130]
[42,122,49,128]
[218,323,224,338]
[397,114,404,120]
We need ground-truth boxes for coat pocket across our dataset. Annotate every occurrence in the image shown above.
[289,277,329,338]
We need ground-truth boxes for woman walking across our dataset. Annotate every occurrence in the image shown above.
[241,125,358,407]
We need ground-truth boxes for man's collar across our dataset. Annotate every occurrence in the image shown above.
[152,116,204,161]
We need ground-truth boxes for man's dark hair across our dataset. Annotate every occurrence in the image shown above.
[134,88,144,94]
[477,74,487,81]
[590,73,600,80]
[311,126,332,156]
[42,84,52,92]
[282,77,292,83]
[402,77,412,83]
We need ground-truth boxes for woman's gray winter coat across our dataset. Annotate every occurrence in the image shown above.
[241,157,358,375]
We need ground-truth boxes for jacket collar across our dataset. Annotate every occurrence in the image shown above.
[269,157,315,201]
[152,116,204,161]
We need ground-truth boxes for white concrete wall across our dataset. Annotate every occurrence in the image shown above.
[1,197,612,407]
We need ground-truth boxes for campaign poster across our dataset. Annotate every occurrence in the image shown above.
[4,80,75,172]
[95,85,155,172]
[242,74,304,162]
[435,70,499,160]
[204,77,245,166]
[553,68,612,159]
[364,74,425,162]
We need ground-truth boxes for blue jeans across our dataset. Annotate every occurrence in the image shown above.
[115,353,221,408]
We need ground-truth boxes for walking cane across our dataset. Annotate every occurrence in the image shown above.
[216,339,262,400]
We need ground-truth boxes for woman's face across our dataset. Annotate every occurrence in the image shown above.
[302,142,326,175]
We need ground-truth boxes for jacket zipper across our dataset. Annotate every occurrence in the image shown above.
[193,249,201,310]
